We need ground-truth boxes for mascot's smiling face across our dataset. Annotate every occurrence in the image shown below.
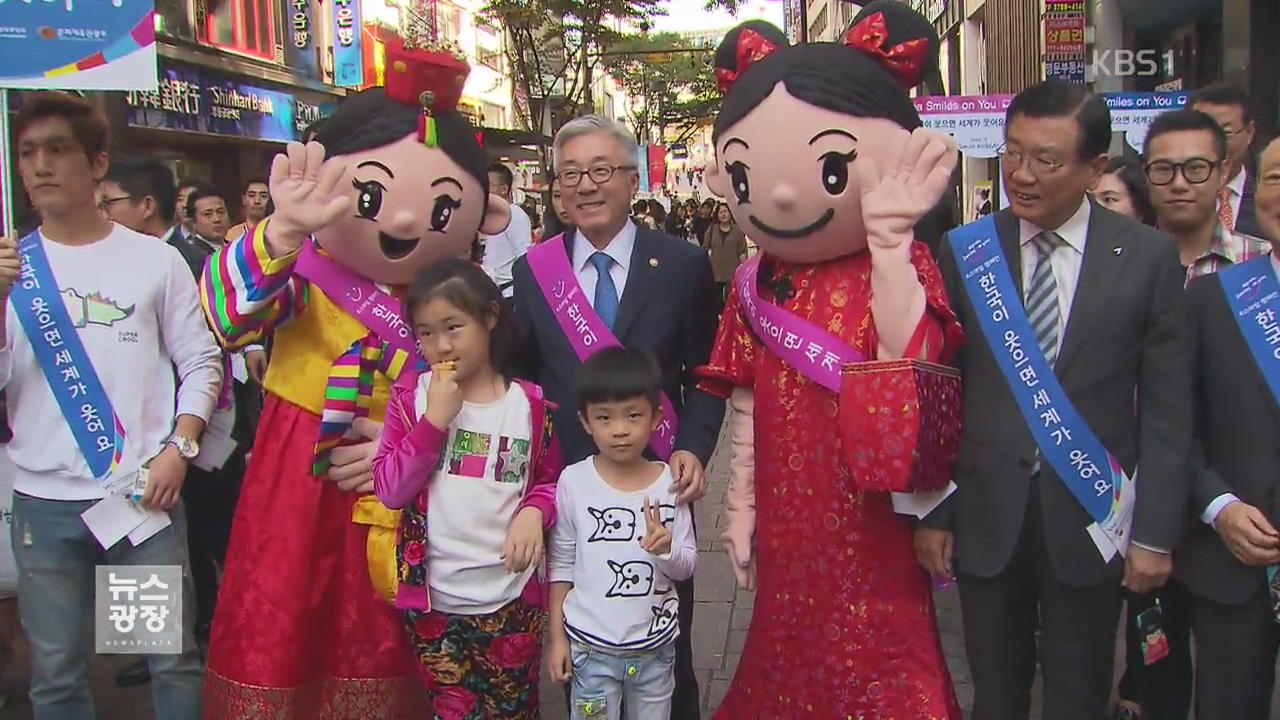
[707,84,912,264]
[313,132,493,286]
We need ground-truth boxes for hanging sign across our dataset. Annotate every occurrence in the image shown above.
[333,0,365,87]
[914,92,1190,157]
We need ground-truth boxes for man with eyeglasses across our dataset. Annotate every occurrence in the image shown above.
[1145,108,1268,283]
[1193,83,1263,239]
[510,115,724,720]
[920,80,1191,720]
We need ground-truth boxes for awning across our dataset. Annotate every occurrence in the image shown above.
[1114,0,1222,32]
[479,127,552,148]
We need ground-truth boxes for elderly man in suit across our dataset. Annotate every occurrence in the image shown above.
[1178,135,1280,718]
[511,115,724,720]
[915,80,1192,720]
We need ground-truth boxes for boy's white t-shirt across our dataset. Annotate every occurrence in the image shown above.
[416,374,536,615]
[549,457,697,652]
[0,224,222,500]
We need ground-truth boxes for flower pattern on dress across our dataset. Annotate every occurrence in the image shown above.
[697,244,965,720]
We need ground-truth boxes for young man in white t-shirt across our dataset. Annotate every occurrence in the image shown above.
[2,92,221,718]
[548,347,697,720]
[481,163,533,299]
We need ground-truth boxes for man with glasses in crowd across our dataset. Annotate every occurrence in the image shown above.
[511,115,724,719]
[1146,109,1268,281]
[919,80,1191,720]
[1193,83,1263,238]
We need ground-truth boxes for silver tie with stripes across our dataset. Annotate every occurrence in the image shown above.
[1025,232,1063,366]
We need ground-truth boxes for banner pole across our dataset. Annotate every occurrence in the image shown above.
[0,89,14,238]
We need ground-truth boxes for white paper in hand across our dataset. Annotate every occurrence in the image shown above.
[128,510,172,546]
[193,406,238,472]
[891,481,958,519]
[81,493,149,550]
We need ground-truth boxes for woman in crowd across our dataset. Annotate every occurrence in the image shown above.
[703,202,747,302]
[1093,155,1156,225]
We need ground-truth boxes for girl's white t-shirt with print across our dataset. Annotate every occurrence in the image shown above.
[416,374,536,615]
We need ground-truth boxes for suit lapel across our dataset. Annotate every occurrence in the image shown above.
[612,228,661,341]
[1055,206,1130,376]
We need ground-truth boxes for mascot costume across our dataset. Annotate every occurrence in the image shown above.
[695,2,966,717]
[199,25,509,718]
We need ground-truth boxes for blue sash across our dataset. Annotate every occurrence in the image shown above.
[1218,255,1280,405]
[949,216,1133,560]
[10,232,127,481]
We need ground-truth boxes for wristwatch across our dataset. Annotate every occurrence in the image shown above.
[167,435,200,460]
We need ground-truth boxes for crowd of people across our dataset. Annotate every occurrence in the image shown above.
[1,1,1280,718]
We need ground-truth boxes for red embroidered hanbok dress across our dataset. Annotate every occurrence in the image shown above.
[697,243,965,719]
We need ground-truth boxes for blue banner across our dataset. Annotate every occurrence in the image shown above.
[11,232,128,482]
[949,216,1134,559]
[285,0,320,82]
[124,62,336,143]
[1218,256,1280,406]
[332,0,364,87]
[0,0,158,90]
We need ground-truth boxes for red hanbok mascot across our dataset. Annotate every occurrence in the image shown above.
[199,31,509,718]
[697,2,967,717]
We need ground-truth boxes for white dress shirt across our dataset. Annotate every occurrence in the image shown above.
[1219,167,1247,230]
[572,221,637,309]
[1018,196,1092,336]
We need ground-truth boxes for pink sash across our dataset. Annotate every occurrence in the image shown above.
[733,255,867,393]
[525,235,678,459]
[294,241,418,356]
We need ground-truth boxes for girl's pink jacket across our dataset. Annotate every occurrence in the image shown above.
[370,369,563,611]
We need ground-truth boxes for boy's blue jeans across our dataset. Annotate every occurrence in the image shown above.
[11,492,204,720]
[570,640,676,720]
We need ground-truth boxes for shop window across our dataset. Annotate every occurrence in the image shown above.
[438,3,462,44]
[207,0,276,60]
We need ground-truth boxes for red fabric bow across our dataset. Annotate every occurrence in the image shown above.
[843,11,930,88]
[715,28,781,93]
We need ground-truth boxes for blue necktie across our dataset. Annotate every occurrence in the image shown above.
[590,252,619,330]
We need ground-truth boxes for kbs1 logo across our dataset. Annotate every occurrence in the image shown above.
[1090,49,1175,78]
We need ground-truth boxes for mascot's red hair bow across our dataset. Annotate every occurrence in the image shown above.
[715,28,781,93]
[843,11,929,88]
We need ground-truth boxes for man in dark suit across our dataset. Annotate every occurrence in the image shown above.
[1194,83,1264,238]
[101,163,260,686]
[1178,136,1280,718]
[512,115,724,720]
[915,80,1192,720]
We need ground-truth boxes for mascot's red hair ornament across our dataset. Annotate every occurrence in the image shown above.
[696,2,966,717]
[199,8,509,716]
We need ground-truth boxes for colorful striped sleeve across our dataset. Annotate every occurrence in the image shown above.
[201,218,309,350]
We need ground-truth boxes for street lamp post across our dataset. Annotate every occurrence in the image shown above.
[800,0,808,43]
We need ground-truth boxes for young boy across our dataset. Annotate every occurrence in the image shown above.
[548,347,698,720]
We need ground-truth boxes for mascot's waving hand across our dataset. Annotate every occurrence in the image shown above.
[200,29,509,719]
